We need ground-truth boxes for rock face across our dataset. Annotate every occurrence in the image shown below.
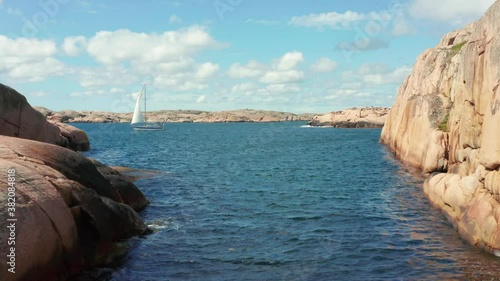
[37,108,315,123]
[1,85,149,280]
[0,136,149,281]
[381,0,500,255]
[1,84,90,152]
[308,107,390,128]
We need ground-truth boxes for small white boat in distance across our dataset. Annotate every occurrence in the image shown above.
[131,84,164,131]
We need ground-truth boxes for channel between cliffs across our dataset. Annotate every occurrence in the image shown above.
[381,0,500,255]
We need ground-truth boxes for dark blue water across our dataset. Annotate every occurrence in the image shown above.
[74,122,500,281]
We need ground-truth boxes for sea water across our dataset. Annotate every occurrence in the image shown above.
[74,122,500,281]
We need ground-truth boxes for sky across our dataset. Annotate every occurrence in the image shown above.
[0,0,496,113]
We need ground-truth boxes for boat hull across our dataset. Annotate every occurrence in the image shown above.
[131,122,164,131]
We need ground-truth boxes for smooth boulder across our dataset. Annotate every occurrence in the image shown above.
[0,84,90,152]
[0,136,148,281]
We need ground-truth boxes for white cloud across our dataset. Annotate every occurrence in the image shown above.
[410,0,495,24]
[151,59,220,91]
[196,95,206,103]
[340,64,412,87]
[227,83,301,103]
[68,27,223,92]
[275,51,304,71]
[227,60,266,79]
[86,26,222,65]
[223,62,304,104]
[227,51,305,84]
[324,89,358,100]
[78,65,137,88]
[62,36,87,56]
[311,57,338,73]
[315,63,412,108]
[153,75,206,91]
[0,36,64,82]
[289,11,391,29]
[259,70,304,84]
[195,62,219,79]
[290,11,364,29]
[154,79,207,91]
[265,84,301,94]
[0,36,57,60]
[154,58,194,73]
[8,58,64,82]
[231,82,258,94]
[169,15,182,24]
[362,66,412,85]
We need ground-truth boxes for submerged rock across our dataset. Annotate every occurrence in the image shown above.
[381,0,500,255]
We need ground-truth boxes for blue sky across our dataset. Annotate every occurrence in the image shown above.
[0,0,495,113]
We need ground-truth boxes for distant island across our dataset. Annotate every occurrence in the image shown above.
[34,106,391,128]
[34,107,316,123]
[308,107,390,128]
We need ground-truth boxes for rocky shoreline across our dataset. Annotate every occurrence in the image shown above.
[381,1,500,255]
[0,84,151,281]
[1,3,499,279]
[308,107,390,128]
[33,105,391,128]
[34,107,316,124]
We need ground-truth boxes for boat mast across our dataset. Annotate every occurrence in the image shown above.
[143,84,147,122]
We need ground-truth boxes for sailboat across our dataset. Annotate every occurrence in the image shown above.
[130,84,164,131]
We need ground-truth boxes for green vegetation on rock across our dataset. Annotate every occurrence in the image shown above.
[437,113,449,132]
[452,41,467,53]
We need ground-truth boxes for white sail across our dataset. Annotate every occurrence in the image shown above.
[131,88,144,124]
[130,84,163,131]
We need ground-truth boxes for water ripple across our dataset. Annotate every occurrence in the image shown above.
[72,123,500,281]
